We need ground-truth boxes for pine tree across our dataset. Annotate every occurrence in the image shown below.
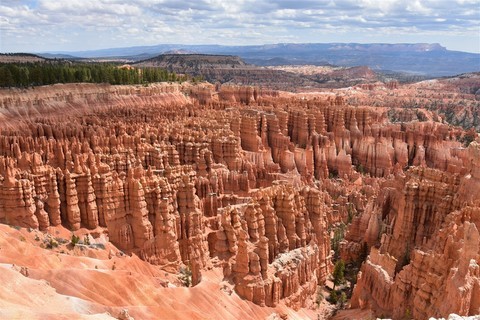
[332,260,345,289]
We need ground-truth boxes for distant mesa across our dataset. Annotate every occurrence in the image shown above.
[39,42,479,77]
[134,53,251,70]
[134,54,265,86]
[133,53,384,89]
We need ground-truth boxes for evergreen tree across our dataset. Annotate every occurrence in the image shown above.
[332,260,345,289]
[0,62,182,87]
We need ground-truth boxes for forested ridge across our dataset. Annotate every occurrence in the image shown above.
[0,61,187,87]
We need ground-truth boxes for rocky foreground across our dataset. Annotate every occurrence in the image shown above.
[0,82,478,319]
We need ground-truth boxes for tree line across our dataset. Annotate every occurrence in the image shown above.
[0,62,188,87]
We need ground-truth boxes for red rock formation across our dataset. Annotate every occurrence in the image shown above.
[0,160,39,228]
[0,82,477,317]
[210,184,332,309]
[348,142,480,319]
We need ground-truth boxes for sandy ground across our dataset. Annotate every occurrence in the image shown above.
[0,224,326,320]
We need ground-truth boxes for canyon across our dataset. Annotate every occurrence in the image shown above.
[0,79,478,319]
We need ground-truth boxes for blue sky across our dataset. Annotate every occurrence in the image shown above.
[1,0,479,53]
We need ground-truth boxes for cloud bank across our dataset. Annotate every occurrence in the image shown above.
[1,0,479,53]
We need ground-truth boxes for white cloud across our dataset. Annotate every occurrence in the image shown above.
[0,0,478,53]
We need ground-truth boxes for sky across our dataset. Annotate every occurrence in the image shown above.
[1,0,479,53]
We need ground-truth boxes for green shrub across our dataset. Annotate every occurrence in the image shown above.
[70,234,81,246]
[339,292,347,308]
[328,290,338,304]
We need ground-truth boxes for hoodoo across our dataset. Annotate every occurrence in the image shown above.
[0,77,478,319]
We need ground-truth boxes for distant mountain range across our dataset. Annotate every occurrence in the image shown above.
[39,43,480,77]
